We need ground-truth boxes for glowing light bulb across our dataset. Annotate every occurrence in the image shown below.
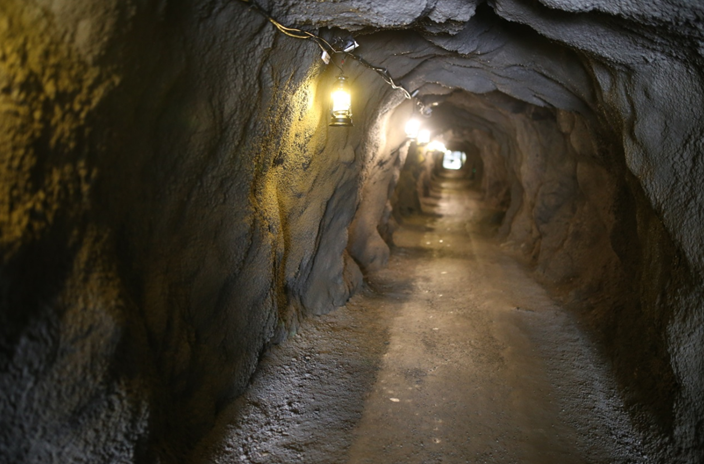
[443,150,465,170]
[417,129,431,145]
[331,89,350,113]
[330,76,353,126]
[405,119,421,139]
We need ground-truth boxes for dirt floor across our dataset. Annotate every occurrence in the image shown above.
[192,174,646,464]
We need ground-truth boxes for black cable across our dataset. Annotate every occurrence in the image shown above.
[238,0,412,100]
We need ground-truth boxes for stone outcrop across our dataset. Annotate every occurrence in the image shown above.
[1,0,702,462]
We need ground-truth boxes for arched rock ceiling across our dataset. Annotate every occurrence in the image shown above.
[260,0,703,114]
[355,14,594,113]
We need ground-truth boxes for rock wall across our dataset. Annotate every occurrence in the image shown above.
[1,0,703,462]
[0,0,396,461]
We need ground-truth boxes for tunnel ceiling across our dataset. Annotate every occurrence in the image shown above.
[266,0,703,109]
[356,9,594,114]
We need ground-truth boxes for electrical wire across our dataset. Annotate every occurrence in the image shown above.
[240,1,335,54]
[345,53,413,99]
[238,0,412,100]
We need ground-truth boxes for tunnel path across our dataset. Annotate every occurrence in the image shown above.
[194,175,642,464]
[345,174,641,463]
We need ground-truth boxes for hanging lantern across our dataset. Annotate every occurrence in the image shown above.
[417,129,431,145]
[329,75,353,127]
[405,118,421,139]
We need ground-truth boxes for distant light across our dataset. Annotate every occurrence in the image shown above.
[417,129,431,145]
[330,76,353,126]
[443,150,465,170]
[405,119,421,139]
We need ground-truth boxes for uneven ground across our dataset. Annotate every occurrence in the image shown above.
[193,174,645,464]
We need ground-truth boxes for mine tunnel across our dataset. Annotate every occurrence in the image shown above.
[1,0,704,463]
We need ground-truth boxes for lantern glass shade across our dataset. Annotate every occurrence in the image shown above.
[417,129,431,145]
[330,76,353,126]
[405,119,421,139]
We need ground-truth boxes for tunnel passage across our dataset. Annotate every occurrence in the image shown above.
[390,88,683,433]
[1,1,704,463]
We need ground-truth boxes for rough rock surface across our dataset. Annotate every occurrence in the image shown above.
[1,0,703,462]
[196,175,644,464]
